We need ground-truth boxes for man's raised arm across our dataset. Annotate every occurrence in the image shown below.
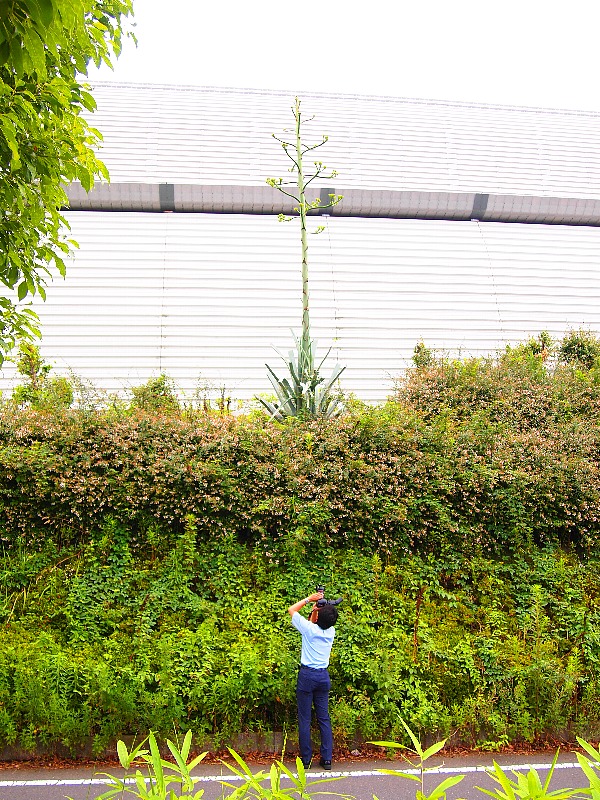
[287,592,324,618]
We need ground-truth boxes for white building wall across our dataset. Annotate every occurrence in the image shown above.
[89,83,600,199]
[1,212,600,404]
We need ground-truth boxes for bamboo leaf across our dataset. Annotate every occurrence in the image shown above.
[181,729,193,763]
[225,748,255,777]
[116,740,130,768]
[542,749,561,794]
[148,732,165,793]
[484,762,518,800]
[576,754,600,788]
[377,769,420,782]
[187,752,208,771]
[368,740,407,749]
[421,740,447,761]
[425,775,464,800]
[577,739,600,763]
[475,788,511,800]
[398,718,424,757]
[166,738,188,778]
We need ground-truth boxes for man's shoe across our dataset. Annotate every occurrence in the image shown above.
[301,760,312,769]
[319,759,332,770]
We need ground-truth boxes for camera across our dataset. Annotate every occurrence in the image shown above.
[315,584,343,608]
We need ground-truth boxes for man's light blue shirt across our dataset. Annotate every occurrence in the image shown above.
[291,611,335,669]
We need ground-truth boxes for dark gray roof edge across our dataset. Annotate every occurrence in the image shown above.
[89,81,600,119]
[65,183,600,227]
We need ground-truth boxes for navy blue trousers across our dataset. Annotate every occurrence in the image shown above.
[296,665,333,764]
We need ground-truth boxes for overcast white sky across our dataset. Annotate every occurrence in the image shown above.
[93,0,600,112]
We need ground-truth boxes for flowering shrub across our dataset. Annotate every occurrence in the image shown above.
[2,386,600,556]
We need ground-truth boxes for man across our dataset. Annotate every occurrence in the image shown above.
[288,590,339,770]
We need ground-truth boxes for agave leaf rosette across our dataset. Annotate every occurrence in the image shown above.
[259,334,345,421]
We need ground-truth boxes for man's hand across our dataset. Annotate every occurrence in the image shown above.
[288,591,324,617]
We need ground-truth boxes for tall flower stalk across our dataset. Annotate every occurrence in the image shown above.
[259,98,346,421]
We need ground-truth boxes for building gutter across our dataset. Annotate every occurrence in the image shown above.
[65,182,600,227]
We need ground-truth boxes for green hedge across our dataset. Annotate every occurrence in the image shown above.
[1,390,600,555]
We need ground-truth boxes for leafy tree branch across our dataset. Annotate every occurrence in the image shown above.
[0,0,134,364]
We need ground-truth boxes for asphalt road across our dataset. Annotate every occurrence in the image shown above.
[0,752,591,800]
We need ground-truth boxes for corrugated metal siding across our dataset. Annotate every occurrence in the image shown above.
[89,84,600,198]
[2,212,600,404]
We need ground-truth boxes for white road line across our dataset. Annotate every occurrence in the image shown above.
[0,761,586,788]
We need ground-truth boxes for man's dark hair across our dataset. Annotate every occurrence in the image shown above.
[316,605,338,630]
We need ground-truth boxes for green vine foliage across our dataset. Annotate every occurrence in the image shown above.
[1,526,600,754]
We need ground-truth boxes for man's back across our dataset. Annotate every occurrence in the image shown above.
[291,611,335,668]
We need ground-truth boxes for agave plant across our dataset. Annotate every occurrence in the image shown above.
[258,334,345,421]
